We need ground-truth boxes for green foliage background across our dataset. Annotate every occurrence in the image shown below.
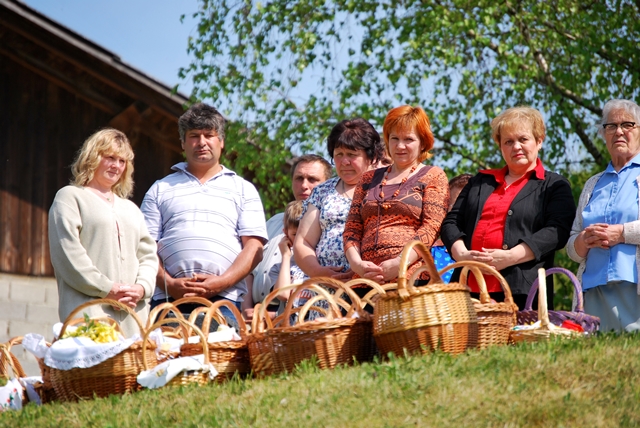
[179,0,640,308]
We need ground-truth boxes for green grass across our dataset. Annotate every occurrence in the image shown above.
[3,334,640,427]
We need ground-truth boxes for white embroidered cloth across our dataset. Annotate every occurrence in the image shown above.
[0,379,23,411]
[22,332,141,370]
[136,354,217,389]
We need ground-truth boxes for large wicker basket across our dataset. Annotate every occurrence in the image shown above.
[510,268,580,344]
[517,267,600,333]
[48,299,157,401]
[373,241,478,356]
[448,261,518,349]
[142,317,213,387]
[248,277,375,377]
[180,300,250,383]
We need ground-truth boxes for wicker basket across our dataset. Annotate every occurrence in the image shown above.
[179,300,250,383]
[248,277,375,377]
[447,261,518,349]
[0,337,27,404]
[146,297,213,328]
[510,268,580,344]
[517,267,600,333]
[142,317,212,387]
[0,337,26,380]
[48,299,157,401]
[373,240,478,356]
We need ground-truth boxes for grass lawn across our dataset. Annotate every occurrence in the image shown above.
[2,333,639,427]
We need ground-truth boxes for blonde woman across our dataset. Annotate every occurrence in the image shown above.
[48,128,158,336]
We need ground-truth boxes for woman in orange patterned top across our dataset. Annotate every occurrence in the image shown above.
[343,105,449,284]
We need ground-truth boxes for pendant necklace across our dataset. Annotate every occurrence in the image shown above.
[379,164,417,209]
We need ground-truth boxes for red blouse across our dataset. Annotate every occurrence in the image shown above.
[469,159,545,292]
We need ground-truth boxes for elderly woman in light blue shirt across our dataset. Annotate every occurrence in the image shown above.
[567,99,640,332]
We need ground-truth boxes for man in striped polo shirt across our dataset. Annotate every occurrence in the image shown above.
[141,103,268,327]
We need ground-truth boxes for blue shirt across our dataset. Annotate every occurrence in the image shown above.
[582,155,640,289]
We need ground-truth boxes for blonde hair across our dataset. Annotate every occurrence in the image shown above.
[491,106,546,145]
[71,128,135,198]
[283,200,304,229]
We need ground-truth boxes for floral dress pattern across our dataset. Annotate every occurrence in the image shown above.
[302,176,352,273]
[292,177,351,322]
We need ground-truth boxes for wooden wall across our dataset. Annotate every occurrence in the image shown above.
[0,55,183,277]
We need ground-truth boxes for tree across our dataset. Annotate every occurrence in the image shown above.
[181,0,640,178]
[181,0,640,308]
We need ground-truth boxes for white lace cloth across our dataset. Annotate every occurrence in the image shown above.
[22,332,141,370]
[137,354,217,389]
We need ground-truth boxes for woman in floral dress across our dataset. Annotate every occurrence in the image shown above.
[289,118,387,319]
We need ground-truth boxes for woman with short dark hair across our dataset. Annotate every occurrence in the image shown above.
[293,118,386,279]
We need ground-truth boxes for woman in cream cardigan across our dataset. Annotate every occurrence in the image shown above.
[48,128,158,337]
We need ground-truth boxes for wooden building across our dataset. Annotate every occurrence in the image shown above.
[0,0,188,277]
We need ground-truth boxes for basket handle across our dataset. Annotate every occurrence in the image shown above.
[343,277,390,311]
[252,280,342,333]
[303,277,373,318]
[141,317,210,370]
[202,300,248,337]
[282,280,343,327]
[442,261,515,306]
[525,267,583,312]
[147,297,212,329]
[147,302,190,332]
[0,337,27,379]
[251,282,312,333]
[460,265,489,303]
[57,298,145,340]
[397,241,442,299]
[537,268,551,330]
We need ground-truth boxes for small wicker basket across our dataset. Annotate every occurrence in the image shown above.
[447,261,518,349]
[510,268,580,344]
[180,300,250,383]
[373,240,478,356]
[142,317,213,387]
[248,277,375,377]
[517,267,600,333]
[48,299,157,401]
[0,337,27,404]
[0,337,26,380]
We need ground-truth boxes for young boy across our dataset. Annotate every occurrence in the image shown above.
[273,200,305,301]
[243,201,304,321]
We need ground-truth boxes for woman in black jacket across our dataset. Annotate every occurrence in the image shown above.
[441,106,576,310]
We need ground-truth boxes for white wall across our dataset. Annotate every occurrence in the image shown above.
[0,273,58,376]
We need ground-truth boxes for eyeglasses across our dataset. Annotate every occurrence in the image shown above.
[602,122,636,134]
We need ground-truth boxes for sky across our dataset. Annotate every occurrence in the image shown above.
[22,0,201,97]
